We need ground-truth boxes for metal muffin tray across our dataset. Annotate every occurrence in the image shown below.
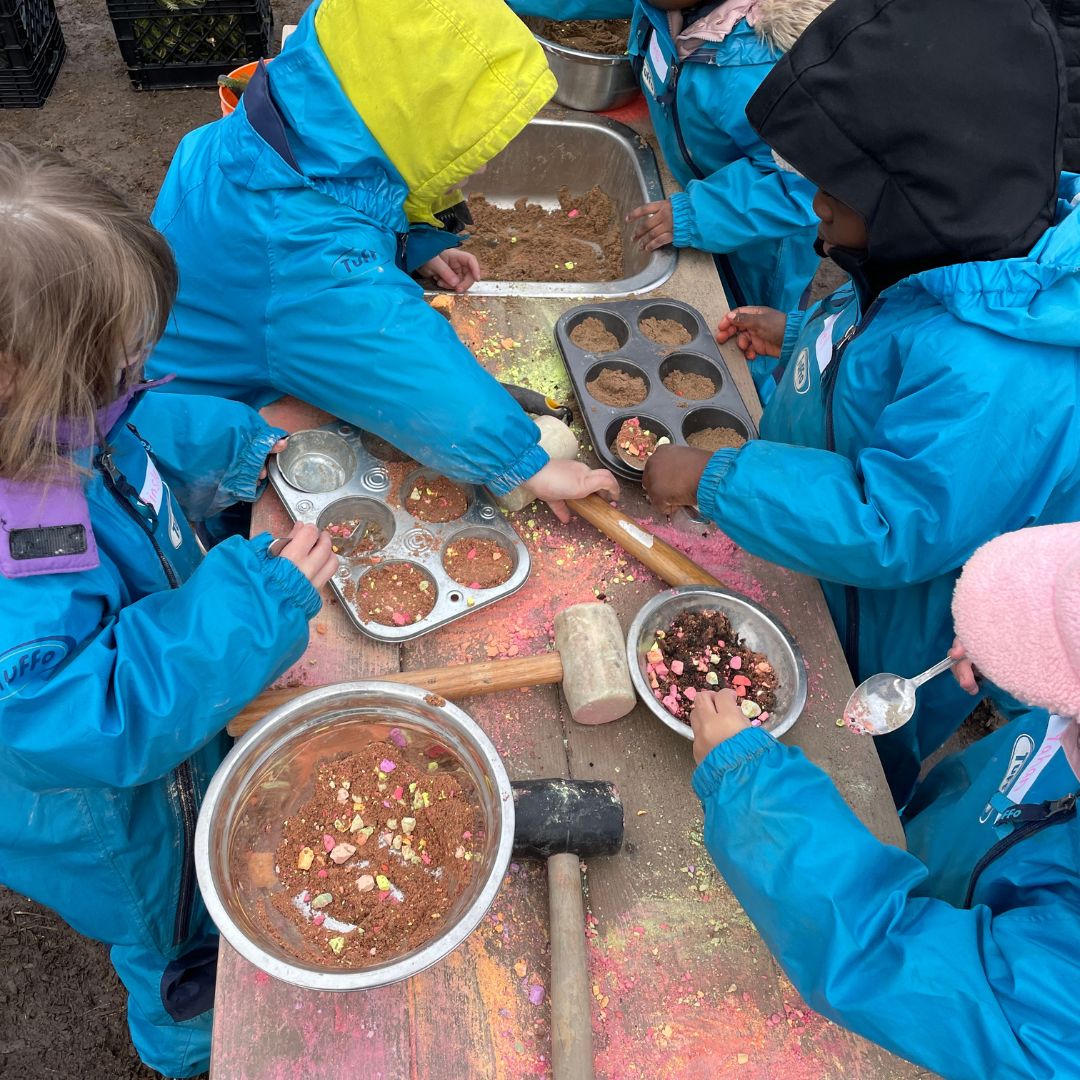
[268,423,531,643]
[554,299,758,482]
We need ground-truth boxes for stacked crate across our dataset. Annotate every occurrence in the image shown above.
[0,0,65,108]
[107,0,272,90]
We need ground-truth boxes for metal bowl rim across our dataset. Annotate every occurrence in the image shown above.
[195,681,515,991]
[532,31,635,65]
[626,586,808,742]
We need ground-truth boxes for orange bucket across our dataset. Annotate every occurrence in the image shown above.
[218,60,263,118]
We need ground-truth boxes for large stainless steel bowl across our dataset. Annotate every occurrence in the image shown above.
[627,587,808,741]
[195,682,514,991]
[524,19,639,112]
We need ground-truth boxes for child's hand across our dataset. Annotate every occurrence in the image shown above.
[258,437,289,482]
[715,307,787,361]
[627,200,674,252]
[950,638,980,695]
[525,459,620,524]
[642,444,711,517]
[419,251,482,293]
[690,689,750,764]
[272,522,338,588]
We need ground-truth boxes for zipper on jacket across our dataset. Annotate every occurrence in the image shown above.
[822,301,881,673]
[962,793,1077,908]
[97,447,197,945]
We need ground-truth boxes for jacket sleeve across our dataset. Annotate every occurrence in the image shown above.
[696,322,1072,588]
[128,390,285,521]
[669,68,819,254]
[266,207,548,495]
[0,535,320,792]
[693,728,1079,1080]
[506,1,634,16]
[404,224,461,273]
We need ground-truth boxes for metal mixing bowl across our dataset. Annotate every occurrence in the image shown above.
[195,682,514,991]
[627,587,808,741]
[524,19,639,112]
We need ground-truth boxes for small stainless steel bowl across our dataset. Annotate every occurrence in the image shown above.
[627,587,808,741]
[524,19,638,112]
[277,429,358,494]
[195,682,514,991]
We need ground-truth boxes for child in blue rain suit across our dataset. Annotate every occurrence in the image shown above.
[689,522,1080,1080]
[643,0,1080,805]
[148,0,617,520]
[0,142,338,1077]
[512,1,826,322]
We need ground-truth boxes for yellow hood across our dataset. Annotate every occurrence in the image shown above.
[315,0,556,226]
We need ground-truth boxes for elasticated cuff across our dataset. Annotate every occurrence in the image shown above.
[485,442,550,496]
[252,532,323,620]
[696,448,740,519]
[691,726,777,801]
[405,224,461,274]
[778,308,808,366]
[222,423,287,504]
[670,191,696,249]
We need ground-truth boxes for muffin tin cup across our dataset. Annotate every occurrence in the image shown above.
[270,425,531,642]
[556,299,758,482]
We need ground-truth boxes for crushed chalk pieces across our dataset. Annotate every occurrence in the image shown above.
[329,842,357,865]
[357,875,375,893]
[328,936,346,956]
[296,847,315,870]
[311,892,333,910]
[380,759,396,773]
[322,833,336,852]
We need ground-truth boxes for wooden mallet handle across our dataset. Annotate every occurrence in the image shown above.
[226,653,564,738]
[567,494,720,587]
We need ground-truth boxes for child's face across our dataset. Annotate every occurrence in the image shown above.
[812,190,869,253]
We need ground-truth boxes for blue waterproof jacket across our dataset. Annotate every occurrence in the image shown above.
[697,178,1080,803]
[628,4,820,313]
[0,390,320,1075]
[696,708,1080,1079]
[149,0,555,495]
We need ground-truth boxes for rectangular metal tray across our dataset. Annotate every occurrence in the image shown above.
[554,298,758,482]
[445,112,677,298]
[268,422,531,643]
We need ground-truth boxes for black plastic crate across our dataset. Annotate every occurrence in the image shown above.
[106,0,272,90]
[0,0,65,108]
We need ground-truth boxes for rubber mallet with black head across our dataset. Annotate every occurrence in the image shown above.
[511,778,624,1080]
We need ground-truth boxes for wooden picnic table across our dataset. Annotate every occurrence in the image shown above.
[211,101,919,1080]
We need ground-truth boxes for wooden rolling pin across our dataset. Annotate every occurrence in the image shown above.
[566,493,721,587]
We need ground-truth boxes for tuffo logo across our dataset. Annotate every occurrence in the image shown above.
[979,733,1035,824]
[0,637,74,700]
[332,248,379,279]
[793,348,811,394]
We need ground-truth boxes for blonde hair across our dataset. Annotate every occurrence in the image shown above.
[0,141,177,482]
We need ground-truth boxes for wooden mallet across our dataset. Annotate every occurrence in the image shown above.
[226,602,636,738]
[511,778,623,1080]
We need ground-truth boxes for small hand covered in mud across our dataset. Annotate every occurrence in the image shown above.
[627,199,674,252]
[269,522,339,588]
[642,444,711,517]
[419,250,482,293]
[258,437,289,482]
[526,459,620,524]
[690,689,750,764]
[950,638,980,695]
[715,306,787,362]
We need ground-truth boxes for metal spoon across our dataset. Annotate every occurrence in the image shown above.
[843,655,958,735]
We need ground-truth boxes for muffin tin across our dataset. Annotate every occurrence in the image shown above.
[554,299,758,481]
[268,424,531,643]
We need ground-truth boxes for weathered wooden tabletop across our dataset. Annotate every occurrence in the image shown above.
[210,102,920,1080]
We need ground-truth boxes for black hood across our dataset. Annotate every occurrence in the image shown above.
[747,0,1065,297]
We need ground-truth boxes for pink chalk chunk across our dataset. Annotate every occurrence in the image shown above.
[529,984,545,1005]
[670,659,684,676]
[380,759,397,773]
[728,655,742,670]
[683,686,697,700]
[391,612,408,626]
[323,834,336,852]
[318,869,328,879]
[388,728,407,748]
[655,663,669,678]
[392,785,404,801]
[312,913,325,926]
